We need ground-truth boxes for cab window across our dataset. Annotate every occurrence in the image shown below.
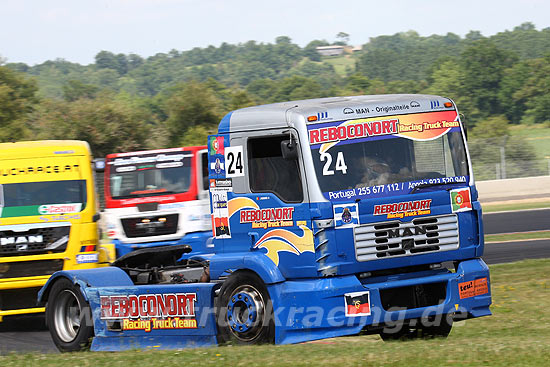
[247,135,303,203]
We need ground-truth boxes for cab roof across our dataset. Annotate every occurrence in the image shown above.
[218,94,455,133]
[0,140,91,159]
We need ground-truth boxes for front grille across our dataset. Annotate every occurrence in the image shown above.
[379,282,447,311]
[0,259,64,279]
[354,214,459,261]
[121,214,179,238]
[0,287,42,310]
[0,223,70,256]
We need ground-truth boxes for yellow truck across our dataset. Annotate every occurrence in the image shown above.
[0,140,113,321]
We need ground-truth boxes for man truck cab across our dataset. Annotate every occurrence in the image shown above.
[102,146,212,257]
[0,140,110,321]
[40,95,491,351]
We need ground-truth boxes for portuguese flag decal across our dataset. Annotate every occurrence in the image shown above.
[209,136,224,156]
[450,188,472,213]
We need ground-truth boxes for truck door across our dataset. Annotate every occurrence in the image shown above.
[221,131,317,278]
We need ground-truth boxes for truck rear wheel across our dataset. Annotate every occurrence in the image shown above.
[46,278,94,352]
[217,271,275,345]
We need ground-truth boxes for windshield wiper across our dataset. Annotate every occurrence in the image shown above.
[410,181,465,194]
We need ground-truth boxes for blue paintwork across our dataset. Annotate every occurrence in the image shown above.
[218,112,233,134]
[86,283,218,351]
[114,231,213,259]
[208,252,286,284]
[268,258,491,345]
[38,267,134,304]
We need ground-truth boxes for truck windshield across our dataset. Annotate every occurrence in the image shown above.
[308,111,469,200]
[108,152,192,199]
[0,180,86,215]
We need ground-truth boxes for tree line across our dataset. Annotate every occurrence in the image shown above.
[1,22,549,158]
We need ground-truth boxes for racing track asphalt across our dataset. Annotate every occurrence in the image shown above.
[1,209,549,354]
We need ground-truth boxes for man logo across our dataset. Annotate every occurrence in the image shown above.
[343,108,354,114]
[0,235,43,247]
[387,225,427,238]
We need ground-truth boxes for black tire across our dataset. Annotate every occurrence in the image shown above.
[217,271,275,345]
[46,278,94,352]
[417,315,453,338]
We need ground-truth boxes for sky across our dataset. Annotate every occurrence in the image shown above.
[1,0,549,66]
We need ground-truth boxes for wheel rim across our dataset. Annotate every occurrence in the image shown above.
[226,284,266,342]
[53,289,83,343]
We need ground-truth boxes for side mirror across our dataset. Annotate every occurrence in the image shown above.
[281,139,298,160]
[93,158,106,172]
[459,113,467,140]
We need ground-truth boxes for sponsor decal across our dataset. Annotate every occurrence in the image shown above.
[410,101,420,108]
[374,104,410,114]
[110,153,189,167]
[158,202,186,210]
[310,111,460,159]
[79,244,96,252]
[309,118,398,145]
[459,277,489,299]
[450,188,472,213]
[100,294,198,331]
[212,158,224,174]
[209,136,224,155]
[333,203,359,227]
[241,207,294,229]
[343,108,354,114]
[54,150,75,154]
[0,165,80,176]
[344,291,371,317]
[38,203,82,215]
[317,111,330,121]
[430,100,445,109]
[240,207,294,223]
[121,317,198,332]
[210,178,232,189]
[211,190,231,238]
[40,214,80,222]
[120,195,176,206]
[374,199,432,219]
[355,107,370,114]
[76,253,98,264]
[253,226,314,266]
[116,166,136,173]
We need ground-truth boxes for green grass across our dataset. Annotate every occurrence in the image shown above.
[482,201,550,213]
[322,55,357,76]
[485,230,550,243]
[2,259,550,366]
[509,124,550,159]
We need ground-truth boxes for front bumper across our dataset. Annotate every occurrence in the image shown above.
[269,258,491,344]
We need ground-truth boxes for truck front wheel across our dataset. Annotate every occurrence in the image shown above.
[217,271,275,344]
[380,316,452,341]
[46,278,94,352]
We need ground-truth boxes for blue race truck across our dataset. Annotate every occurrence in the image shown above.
[39,95,491,352]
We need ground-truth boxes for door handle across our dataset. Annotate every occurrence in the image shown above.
[248,231,259,248]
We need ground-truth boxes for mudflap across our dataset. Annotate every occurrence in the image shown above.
[87,283,218,351]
